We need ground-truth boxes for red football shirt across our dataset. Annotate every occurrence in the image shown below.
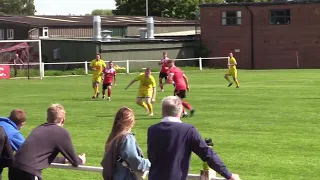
[103,67,116,83]
[168,66,186,90]
[160,57,169,73]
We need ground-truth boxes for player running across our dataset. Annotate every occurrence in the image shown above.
[224,52,240,88]
[165,60,195,118]
[125,68,156,116]
[101,61,116,101]
[158,52,169,92]
[90,54,106,99]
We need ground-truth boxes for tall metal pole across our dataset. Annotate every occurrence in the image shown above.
[146,0,148,16]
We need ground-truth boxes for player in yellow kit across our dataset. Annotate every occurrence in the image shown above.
[224,52,240,88]
[125,68,156,116]
[90,54,106,99]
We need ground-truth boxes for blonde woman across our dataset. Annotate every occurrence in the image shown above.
[101,107,150,180]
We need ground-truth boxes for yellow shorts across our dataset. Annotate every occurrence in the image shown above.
[92,76,102,84]
[227,69,238,78]
[137,90,152,98]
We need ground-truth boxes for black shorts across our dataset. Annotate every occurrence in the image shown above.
[159,72,168,80]
[174,89,186,99]
[102,83,112,89]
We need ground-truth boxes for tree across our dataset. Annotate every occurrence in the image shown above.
[112,0,224,20]
[91,9,113,16]
[0,0,36,15]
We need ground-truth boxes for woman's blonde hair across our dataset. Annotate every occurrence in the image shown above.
[105,107,135,152]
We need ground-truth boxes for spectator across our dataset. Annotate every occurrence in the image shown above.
[0,109,26,178]
[8,104,86,180]
[147,96,241,180]
[101,107,150,180]
[0,109,26,151]
[12,54,24,77]
[0,126,14,180]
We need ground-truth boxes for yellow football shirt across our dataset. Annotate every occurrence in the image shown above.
[135,73,156,91]
[90,59,106,76]
[229,57,237,70]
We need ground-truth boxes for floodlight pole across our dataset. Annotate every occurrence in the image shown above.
[146,0,148,17]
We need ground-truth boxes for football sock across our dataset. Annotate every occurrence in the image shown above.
[94,86,99,97]
[146,102,153,114]
[182,101,192,111]
[225,77,231,83]
[235,80,240,86]
[108,89,111,97]
[137,102,148,111]
[160,84,163,90]
[102,89,106,96]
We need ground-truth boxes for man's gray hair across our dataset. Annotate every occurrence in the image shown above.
[161,96,183,117]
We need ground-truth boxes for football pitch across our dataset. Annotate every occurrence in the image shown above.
[0,69,319,180]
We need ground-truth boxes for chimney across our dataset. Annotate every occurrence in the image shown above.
[138,28,147,39]
[146,16,154,39]
[93,16,102,41]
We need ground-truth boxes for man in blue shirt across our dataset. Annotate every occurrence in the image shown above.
[147,96,240,180]
[0,109,26,178]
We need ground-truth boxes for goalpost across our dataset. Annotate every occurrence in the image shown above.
[0,39,42,79]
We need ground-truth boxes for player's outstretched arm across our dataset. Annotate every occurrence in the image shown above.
[183,74,190,91]
[113,75,116,87]
[125,80,136,90]
[151,87,156,103]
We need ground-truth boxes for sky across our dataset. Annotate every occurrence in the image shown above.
[34,0,116,15]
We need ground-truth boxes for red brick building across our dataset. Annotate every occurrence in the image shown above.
[200,1,320,69]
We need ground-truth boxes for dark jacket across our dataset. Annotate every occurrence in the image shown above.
[147,117,232,180]
[0,126,14,175]
[10,123,83,179]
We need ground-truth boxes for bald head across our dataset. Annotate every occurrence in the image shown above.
[161,96,183,118]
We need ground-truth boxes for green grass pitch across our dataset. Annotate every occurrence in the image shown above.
[0,69,319,180]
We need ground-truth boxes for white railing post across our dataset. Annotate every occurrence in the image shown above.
[199,57,203,71]
[85,61,88,75]
[42,63,45,78]
[126,60,130,74]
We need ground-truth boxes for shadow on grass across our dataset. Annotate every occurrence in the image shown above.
[96,115,114,118]
[61,97,105,102]
[136,116,159,120]
[298,97,320,100]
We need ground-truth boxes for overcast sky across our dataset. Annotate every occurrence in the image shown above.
[34,0,116,15]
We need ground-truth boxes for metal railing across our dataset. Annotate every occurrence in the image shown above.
[50,163,226,180]
[0,57,228,80]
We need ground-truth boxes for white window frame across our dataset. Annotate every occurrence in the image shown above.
[222,11,242,26]
[7,29,14,39]
[0,29,4,39]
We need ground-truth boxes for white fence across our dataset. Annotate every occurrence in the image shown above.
[50,163,226,180]
[0,57,228,79]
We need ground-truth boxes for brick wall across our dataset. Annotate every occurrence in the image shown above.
[201,3,320,69]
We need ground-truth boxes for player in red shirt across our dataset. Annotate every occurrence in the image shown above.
[158,52,170,92]
[165,59,195,118]
[101,61,116,101]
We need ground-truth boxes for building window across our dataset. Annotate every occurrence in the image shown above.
[0,29,4,39]
[222,11,241,26]
[270,9,290,25]
[7,29,14,39]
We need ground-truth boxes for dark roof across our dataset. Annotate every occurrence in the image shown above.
[200,0,320,7]
[0,15,195,27]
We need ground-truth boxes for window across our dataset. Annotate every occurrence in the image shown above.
[0,29,4,39]
[222,11,241,26]
[270,9,290,25]
[7,29,14,39]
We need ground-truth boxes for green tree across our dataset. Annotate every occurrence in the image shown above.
[0,0,36,15]
[91,9,113,16]
[113,0,223,20]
